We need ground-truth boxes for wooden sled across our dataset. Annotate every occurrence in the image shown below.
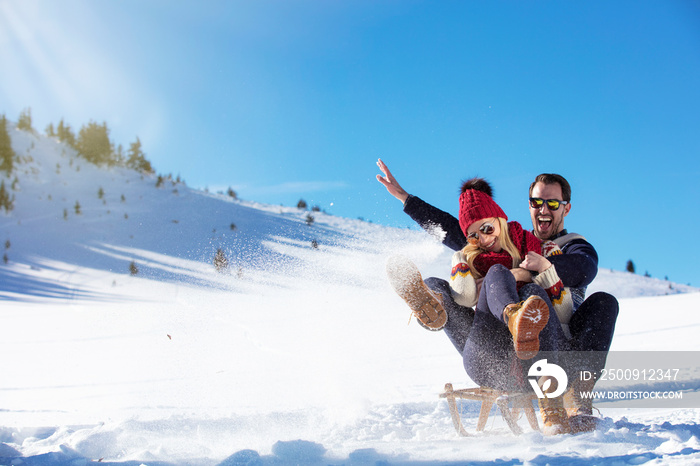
[440,383,540,436]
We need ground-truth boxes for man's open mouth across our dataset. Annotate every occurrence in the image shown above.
[538,216,552,228]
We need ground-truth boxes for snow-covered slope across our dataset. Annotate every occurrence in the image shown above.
[1,127,699,465]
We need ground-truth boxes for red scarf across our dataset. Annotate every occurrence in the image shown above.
[472,221,542,277]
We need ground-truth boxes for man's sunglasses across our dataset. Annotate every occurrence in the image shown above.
[529,198,569,211]
[466,221,496,245]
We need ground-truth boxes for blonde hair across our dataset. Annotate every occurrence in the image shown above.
[461,218,522,279]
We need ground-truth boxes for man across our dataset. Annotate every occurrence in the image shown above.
[376,159,619,433]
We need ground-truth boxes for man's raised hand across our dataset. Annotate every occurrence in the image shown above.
[376,158,409,203]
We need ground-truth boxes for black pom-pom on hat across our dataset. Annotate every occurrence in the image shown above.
[460,177,494,197]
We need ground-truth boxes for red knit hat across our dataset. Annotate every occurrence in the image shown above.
[458,178,508,236]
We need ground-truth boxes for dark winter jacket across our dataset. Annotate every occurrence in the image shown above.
[402,194,599,310]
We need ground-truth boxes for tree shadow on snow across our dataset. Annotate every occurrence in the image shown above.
[0,267,127,302]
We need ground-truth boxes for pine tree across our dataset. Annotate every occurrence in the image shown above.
[17,108,33,132]
[126,137,153,174]
[626,260,635,274]
[0,115,15,175]
[45,122,56,137]
[56,119,77,148]
[213,248,229,272]
[0,180,14,213]
[77,121,113,165]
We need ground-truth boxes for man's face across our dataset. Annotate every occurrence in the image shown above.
[529,182,571,240]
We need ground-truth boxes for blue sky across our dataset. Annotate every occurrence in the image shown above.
[2,0,699,286]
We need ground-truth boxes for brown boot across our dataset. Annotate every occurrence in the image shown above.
[538,396,570,435]
[386,255,447,331]
[503,295,549,359]
[565,377,599,433]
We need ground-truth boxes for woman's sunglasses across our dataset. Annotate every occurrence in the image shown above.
[529,197,569,211]
[466,221,496,245]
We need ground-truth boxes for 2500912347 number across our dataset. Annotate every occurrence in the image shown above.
[599,368,680,381]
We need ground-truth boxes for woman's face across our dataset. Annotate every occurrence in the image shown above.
[466,217,502,252]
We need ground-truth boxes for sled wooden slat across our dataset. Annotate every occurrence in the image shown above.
[440,383,540,436]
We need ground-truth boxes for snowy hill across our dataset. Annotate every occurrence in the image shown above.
[1,127,700,465]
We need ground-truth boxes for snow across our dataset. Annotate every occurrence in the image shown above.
[1,126,700,465]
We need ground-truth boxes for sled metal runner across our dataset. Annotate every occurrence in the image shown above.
[440,383,540,436]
